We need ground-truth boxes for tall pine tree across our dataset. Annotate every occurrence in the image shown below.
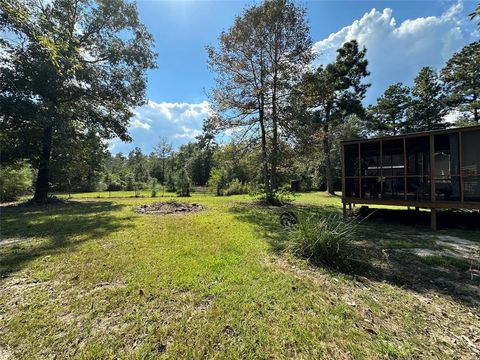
[441,41,480,124]
[294,40,369,195]
[367,83,411,136]
[407,67,447,131]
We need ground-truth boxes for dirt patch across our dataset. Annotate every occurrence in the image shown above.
[392,234,480,264]
[435,236,480,260]
[135,201,203,215]
[0,201,24,208]
[0,346,14,360]
[0,237,36,248]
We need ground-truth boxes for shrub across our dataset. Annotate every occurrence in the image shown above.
[96,182,108,192]
[125,174,135,191]
[273,186,296,203]
[0,161,34,202]
[249,185,295,204]
[151,179,158,197]
[176,168,190,197]
[107,181,123,191]
[224,179,248,196]
[166,172,176,192]
[209,168,228,196]
[287,213,357,267]
[134,183,142,197]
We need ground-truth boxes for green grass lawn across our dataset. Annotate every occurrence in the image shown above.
[1,192,479,359]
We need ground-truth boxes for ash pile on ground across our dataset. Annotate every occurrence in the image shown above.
[135,200,203,215]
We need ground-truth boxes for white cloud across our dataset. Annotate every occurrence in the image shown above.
[313,1,475,104]
[130,119,151,130]
[110,100,211,154]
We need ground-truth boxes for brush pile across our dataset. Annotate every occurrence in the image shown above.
[135,201,202,215]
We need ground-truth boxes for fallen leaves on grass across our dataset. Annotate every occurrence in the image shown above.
[135,201,203,215]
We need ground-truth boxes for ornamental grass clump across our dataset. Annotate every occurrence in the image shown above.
[287,213,358,268]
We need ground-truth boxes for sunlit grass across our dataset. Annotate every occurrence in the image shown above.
[1,192,478,359]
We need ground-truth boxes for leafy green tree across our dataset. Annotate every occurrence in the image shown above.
[211,142,257,185]
[0,160,34,201]
[150,178,158,197]
[173,142,212,186]
[0,0,156,202]
[104,153,130,190]
[207,0,313,203]
[193,121,217,185]
[294,40,369,195]
[50,131,108,192]
[209,168,228,196]
[441,41,480,124]
[291,114,364,192]
[128,147,150,186]
[368,83,411,136]
[407,67,447,131]
[166,172,176,192]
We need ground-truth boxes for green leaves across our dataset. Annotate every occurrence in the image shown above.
[440,41,480,124]
[469,3,480,29]
[207,0,314,203]
[1,0,157,200]
[407,67,447,132]
[368,83,411,136]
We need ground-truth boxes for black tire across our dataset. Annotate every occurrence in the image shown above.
[280,211,298,227]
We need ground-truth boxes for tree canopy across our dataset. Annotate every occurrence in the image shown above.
[0,0,157,201]
[294,40,369,194]
[407,66,447,132]
[207,0,313,203]
[441,41,480,124]
[367,83,411,136]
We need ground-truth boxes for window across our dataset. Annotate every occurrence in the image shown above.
[406,136,430,176]
[382,140,404,177]
[342,129,480,203]
[434,133,460,201]
[361,142,381,176]
[344,144,359,177]
[345,178,359,198]
[462,130,480,202]
[406,177,431,200]
[461,131,480,177]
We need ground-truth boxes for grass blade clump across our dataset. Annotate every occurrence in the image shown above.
[287,213,357,268]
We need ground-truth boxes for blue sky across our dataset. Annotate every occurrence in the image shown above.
[110,0,478,154]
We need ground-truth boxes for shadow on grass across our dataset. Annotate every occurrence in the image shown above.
[0,200,129,278]
[356,207,480,237]
[229,203,480,307]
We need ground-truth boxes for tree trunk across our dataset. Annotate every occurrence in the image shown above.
[269,31,280,204]
[322,104,335,196]
[323,130,335,196]
[32,125,53,203]
[270,77,278,202]
[474,94,479,123]
[258,56,272,203]
[161,158,165,185]
[259,112,272,203]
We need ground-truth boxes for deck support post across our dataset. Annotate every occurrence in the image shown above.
[343,202,347,220]
[430,208,437,231]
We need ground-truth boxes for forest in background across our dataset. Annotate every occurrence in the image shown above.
[1,0,479,202]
